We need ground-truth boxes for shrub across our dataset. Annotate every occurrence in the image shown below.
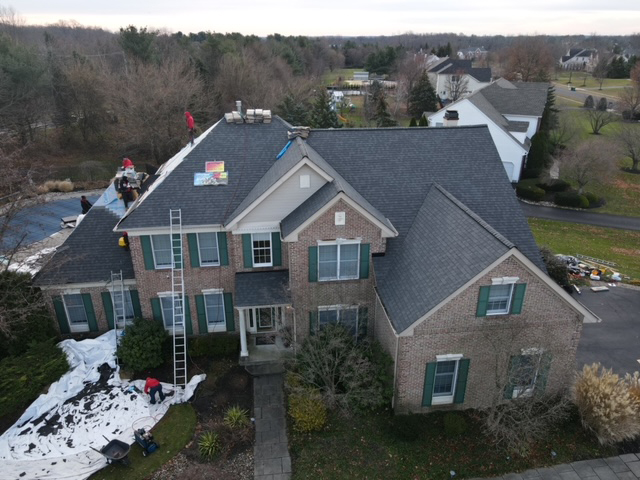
[537,179,570,193]
[540,247,569,287]
[289,389,327,433]
[573,363,640,445]
[516,183,545,201]
[42,180,74,193]
[629,279,640,286]
[554,192,589,208]
[383,414,424,442]
[443,412,468,436]
[198,431,221,459]
[223,405,250,429]
[119,318,168,372]
[0,340,70,418]
[188,335,238,358]
[583,192,602,208]
[596,97,608,111]
[584,95,594,109]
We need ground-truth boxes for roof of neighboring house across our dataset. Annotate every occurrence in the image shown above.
[375,183,513,332]
[33,206,134,286]
[234,270,290,307]
[429,58,492,82]
[562,48,597,62]
[507,120,529,133]
[478,79,549,117]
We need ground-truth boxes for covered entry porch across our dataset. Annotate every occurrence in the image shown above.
[235,271,293,364]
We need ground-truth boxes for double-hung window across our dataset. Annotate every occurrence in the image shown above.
[197,233,220,266]
[318,240,359,281]
[432,355,462,405]
[63,293,89,332]
[487,284,515,314]
[252,233,272,267]
[203,291,226,332]
[160,295,184,329]
[477,277,526,317]
[113,290,135,324]
[508,348,547,399]
[318,305,359,337]
[151,235,172,269]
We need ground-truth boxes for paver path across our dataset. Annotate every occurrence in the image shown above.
[253,374,291,480]
[481,454,640,480]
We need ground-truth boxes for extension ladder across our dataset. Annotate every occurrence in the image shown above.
[170,209,187,393]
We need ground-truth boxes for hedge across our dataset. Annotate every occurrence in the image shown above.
[584,192,602,208]
[0,340,69,418]
[188,335,239,358]
[537,179,570,193]
[516,182,546,201]
[555,192,589,208]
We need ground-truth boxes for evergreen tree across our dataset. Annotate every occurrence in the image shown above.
[539,86,559,133]
[407,71,437,119]
[276,94,310,126]
[596,97,608,111]
[583,95,594,109]
[309,89,342,129]
[419,115,428,126]
[409,117,417,127]
[526,131,552,176]
[370,83,397,127]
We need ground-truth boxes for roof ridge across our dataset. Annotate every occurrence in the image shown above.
[432,183,514,249]
[310,125,488,132]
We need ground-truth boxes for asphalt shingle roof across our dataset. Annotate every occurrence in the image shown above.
[235,271,290,307]
[429,58,492,82]
[479,80,549,117]
[34,207,134,286]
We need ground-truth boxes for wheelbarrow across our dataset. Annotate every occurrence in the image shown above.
[91,435,131,466]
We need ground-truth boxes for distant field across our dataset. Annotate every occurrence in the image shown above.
[323,68,358,85]
[554,72,632,89]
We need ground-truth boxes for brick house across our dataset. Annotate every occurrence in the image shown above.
[35,111,594,412]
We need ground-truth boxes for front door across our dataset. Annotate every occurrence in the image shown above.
[246,306,283,333]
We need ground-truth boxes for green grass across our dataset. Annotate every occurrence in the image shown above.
[554,73,632,89]
[528,218,640,280]
[290,409,614,480]
[89,403,197,480]
[323,68,359,85]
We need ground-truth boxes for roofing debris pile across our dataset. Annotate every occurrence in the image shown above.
[0,331,205,480]
[556,254,623,282]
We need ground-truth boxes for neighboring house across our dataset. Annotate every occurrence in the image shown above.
[35,108,594,413]
[427,58,492,101]
[457,46,488,60]
[560,48,599,72]
[353,71,369,82]
[330,91,344,111]
[428,78,549,182]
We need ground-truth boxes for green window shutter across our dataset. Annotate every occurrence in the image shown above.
[52,296,70,334]
[510,284,527,314]
[272,232,282,266]
[141,235,155,270]
[359,243,370,279]
[242,234,253,268]
[504,355,519,399]
[187,233,200,267]
[308,246,318,282]
[184,296,193,335]
[130,290,142,319]
[358,306,368,339]
[536,352,552,394]
[82,293,99,332]
[218,232,229,266]
[195,295,207,335]
[309,310,318,336]
[101,292,114,329]
[476,286,491,317]
[224,293,234,331]
[151,298,163,324]
[422,362,437,407]
[454,359,470,404]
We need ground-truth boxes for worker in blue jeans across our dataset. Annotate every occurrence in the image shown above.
[144,377,165,404]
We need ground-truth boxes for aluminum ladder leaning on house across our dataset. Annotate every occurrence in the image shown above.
[170,208,188,398]
[110,270,126,360]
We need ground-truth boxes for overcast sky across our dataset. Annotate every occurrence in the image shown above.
[9,1,640,37]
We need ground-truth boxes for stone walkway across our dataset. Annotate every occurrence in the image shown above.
[253,374,291,480]
[484,454,640,480]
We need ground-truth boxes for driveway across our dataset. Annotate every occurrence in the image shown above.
[520,201,640,231]
[576,286,640,375]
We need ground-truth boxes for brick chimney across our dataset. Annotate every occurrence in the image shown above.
[444,110,459,126]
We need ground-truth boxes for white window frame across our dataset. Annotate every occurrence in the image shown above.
[62,291,89,333]
[487,277,519,315]
[202,289,226,333]
[432,354,463,405]
[151,234,172,269]
[159,293,184,330]
[317,239,360,281]
[318,305,360,338]
[113,288,135,325]
[197,232,220,267]
[252,233,272,267]
[512,348,543,399]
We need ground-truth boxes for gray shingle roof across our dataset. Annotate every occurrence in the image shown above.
[234,271,290,307]
[375,183,512,332]
[507,120,529,133]
[429,58,492,82]
[34,207,134,286]
[479,80,549,117]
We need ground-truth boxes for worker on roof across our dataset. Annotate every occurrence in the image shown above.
[122,157,134,168]
[80,196,92,214]
[185,111,195,146]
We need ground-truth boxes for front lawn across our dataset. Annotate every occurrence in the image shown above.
[528,218,640,281]
[290,408,614,479]
[89,403,197,480]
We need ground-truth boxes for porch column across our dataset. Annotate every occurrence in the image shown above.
[239,308,249,357]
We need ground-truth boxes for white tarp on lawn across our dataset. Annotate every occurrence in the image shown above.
[0,331,205,480]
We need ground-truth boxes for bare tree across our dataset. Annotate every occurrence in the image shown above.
[549,111,579,155]
[504,37,555,82]
[585,108,617,135]
[617,124,640,172]
[445,69,470,101]
[618,81,640,120]
[592,54,611,90]
[559,138,617,194]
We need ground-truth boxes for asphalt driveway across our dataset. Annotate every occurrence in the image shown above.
[576,286,640,375]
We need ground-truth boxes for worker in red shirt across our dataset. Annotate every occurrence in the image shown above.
[144,377,165,404]
[185,111,195,145]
